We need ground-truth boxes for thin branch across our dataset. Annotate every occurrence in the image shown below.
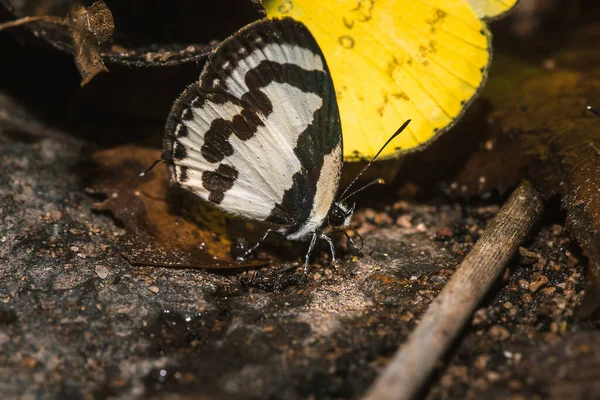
[362,180,544,400]
[0,16,67,31]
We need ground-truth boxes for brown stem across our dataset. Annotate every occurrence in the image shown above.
[362,181,544,400]
[0,16,67,31]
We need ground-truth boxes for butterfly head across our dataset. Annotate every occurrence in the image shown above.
[327,120,412,232]
[328,201,355,229]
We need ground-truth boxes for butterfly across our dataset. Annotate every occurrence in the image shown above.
[162,17,410,272]
[264,0,519,161]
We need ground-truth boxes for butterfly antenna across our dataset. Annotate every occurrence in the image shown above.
[139,158,163,177]
[341,178,384,202]
[588,106,600,117]
[339,119,411,200]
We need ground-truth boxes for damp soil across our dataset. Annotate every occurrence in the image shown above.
[2,2,600,399]
[0,118,591,399]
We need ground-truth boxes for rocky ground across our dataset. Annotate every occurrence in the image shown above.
[1,107,595,399]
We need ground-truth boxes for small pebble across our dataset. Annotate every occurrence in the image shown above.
[521,293,533,303]
[19,357,37,369]
[400,311,414,322]
[472,308,488,325]
[541,287,556,296]
[472,378,488,392]
[486,371,501,382]
[435,226,453,240]
[440,373,454,388]
[149,286,160,294]
[111,44,127,54]
[159,52,171,62]
[488,325,510,342]
[374,213,393,225]
[508,379,523,390]
[474,354,490,370]
[518,279,529,290]
[518,247,539,263]
[95,265,109,280]
[529,273,548,292]
[396,215,412,228]
[512,352,523,365]
[392,201,409,212]
[554,296,567,310]
[551,224,563,235]
[549,260,562,271]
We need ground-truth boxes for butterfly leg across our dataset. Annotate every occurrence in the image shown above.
[303,232,318,274]
[320,234,338,270]
[243,229,275,258]
[342,230,359,253]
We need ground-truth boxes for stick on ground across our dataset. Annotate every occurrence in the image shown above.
[362,181,544,400]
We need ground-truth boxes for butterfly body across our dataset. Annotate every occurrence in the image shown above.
[163,17,353,269]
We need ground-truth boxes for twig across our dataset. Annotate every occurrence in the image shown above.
[0,16,67,31]
[362,180,543,400]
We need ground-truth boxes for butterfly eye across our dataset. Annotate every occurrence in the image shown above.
[328,204,347,227]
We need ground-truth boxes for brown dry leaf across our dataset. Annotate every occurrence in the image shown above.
[87,145,260,269]
[68,1,114,85]
[451,26,600,320]
[0,1,114,85]
[493,73,600,320]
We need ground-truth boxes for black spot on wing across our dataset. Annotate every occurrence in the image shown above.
[178,166,189,183]
[190,97,202,107]
[241,90,272,116]
[245,61,326,96]
[176,124,189,138]
[202,119,236,163]
[173,142,188,161]
[207,91,232,105]
[202,164,238,204]
[231,109,265,140]
[181,108,194,121]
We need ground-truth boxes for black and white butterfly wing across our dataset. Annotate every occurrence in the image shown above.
[163,17,343,241]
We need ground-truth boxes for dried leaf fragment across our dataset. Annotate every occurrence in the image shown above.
[0,1,114,85]
[87,145,261,269]
[68,1,114,85]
